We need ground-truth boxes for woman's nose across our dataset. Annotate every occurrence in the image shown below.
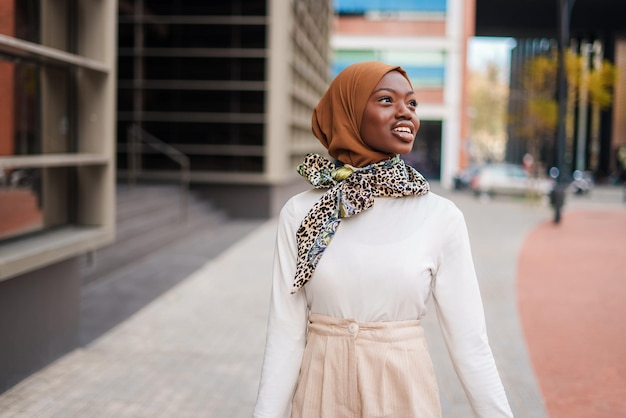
[396,103,413,119]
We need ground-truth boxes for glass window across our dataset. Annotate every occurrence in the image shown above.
[0,0,40,43]
[0,6,78,244]
[333,49,377,75]
[0,0,116,279]
[334,0,446,14]
[0,166,76,242]
[0,59,74,156]
[333,49,446,88]
[403,120,441,180]
[384,50,445,87]
[0,168,44,241]
[136,2,267,16]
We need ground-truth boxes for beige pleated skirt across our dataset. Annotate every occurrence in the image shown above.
[291,314,442,418]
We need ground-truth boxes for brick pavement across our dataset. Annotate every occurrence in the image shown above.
[0,219,276,418]
[0,185,622,417]
[518,208,626,418]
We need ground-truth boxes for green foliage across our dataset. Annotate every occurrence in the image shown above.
[587,63,617,108]
[528,99,558,130]
[513,48,617,166]
[468,61,509,161]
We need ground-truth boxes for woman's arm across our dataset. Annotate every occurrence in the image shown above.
[254,200,309,418]
[432,208,514,418]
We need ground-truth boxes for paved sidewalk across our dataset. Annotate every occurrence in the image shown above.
[0,219,276,418]
[518,208,626,418]
[0,185,622,417]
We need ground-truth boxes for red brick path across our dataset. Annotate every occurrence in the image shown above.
[518,210,626,418]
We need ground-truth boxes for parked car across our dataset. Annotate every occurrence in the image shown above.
[469,163,553,198]
[452,166,480,190]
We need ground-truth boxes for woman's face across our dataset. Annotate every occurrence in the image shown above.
[359,71,419,156]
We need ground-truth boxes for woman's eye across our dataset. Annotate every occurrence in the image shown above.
[378,97,392,103]
[408,100,418,107]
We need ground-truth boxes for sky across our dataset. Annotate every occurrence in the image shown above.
[468,37,517,81]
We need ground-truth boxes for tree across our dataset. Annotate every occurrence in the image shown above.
[468,62,509,163]
[512,46,616,176]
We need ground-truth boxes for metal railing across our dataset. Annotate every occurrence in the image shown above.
[127,124,190,222]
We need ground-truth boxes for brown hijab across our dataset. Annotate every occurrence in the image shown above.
[311,61,412,167]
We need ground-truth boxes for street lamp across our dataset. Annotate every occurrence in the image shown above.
[551,0,576,224]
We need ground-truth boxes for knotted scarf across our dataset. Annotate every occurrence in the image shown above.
[292,153,429,293]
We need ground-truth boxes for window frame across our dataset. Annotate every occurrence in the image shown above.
[0,1,116,282]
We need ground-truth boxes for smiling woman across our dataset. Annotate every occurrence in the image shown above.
[254,61,514,418]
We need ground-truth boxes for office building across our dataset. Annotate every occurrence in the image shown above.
[0,0,117,391]
[332,0,476,185]
[0,0,332,392]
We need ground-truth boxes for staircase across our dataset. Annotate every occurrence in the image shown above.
[80,183,226,285]
[78,183,265,346]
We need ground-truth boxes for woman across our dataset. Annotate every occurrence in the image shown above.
[254,62,513,418]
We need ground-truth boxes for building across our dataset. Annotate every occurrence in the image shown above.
[2,0,623,399]
[332,0,476,186]
[0,0,332,392]
[477,0,626,181]
[505,37,626,181]
[116,0,332,218]
[0,0,117,391]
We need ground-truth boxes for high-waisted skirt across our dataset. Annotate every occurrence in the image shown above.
[291,314,442,418]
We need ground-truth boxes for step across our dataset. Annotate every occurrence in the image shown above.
[81,208,226,285]
[113,194,210,244]
[80,184,227,285]
[115,185,189,222]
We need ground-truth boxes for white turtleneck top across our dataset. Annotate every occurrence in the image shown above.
[254,189,513,418]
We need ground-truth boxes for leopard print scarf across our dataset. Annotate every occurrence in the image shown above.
[292,153,429,293]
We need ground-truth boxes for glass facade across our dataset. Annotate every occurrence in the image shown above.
[405,120,442,180]
[334,0,446,14]
[333,49,446,88]
[0,168,44,241]
[117,1,268,175]
[0,0,115,267]
[0,3,78,242]
[0,61,75,156]
[332,0,456,182]
[0,0,40,43]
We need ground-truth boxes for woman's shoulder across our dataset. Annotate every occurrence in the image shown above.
[280,188,325,220]
[405,190,464,219]
[405,192,468,239]
[424,190,461,210]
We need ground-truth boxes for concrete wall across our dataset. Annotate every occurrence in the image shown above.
[0,259,80,393]
[194,179,310,219]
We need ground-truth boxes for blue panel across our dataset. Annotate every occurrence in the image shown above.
[334,0,447,14]
[332,60,445,87]
[402,65,445,81]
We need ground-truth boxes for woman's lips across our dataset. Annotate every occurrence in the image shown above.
[392,126,415,142]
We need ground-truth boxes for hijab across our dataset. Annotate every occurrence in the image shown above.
[311,61,412,167]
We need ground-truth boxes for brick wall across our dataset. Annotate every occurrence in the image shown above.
[0,0,15,156]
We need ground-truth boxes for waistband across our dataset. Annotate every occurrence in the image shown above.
[307,313,423,342]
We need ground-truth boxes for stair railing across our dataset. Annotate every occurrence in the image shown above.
[127,124,190,222]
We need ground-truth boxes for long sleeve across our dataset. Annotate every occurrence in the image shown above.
[432,209,514,417]
[254,200,309,418]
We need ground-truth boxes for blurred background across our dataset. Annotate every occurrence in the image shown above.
[0,0,625,409]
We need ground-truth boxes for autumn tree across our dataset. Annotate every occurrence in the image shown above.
[513,46,616,176]
[468,62,509,163]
